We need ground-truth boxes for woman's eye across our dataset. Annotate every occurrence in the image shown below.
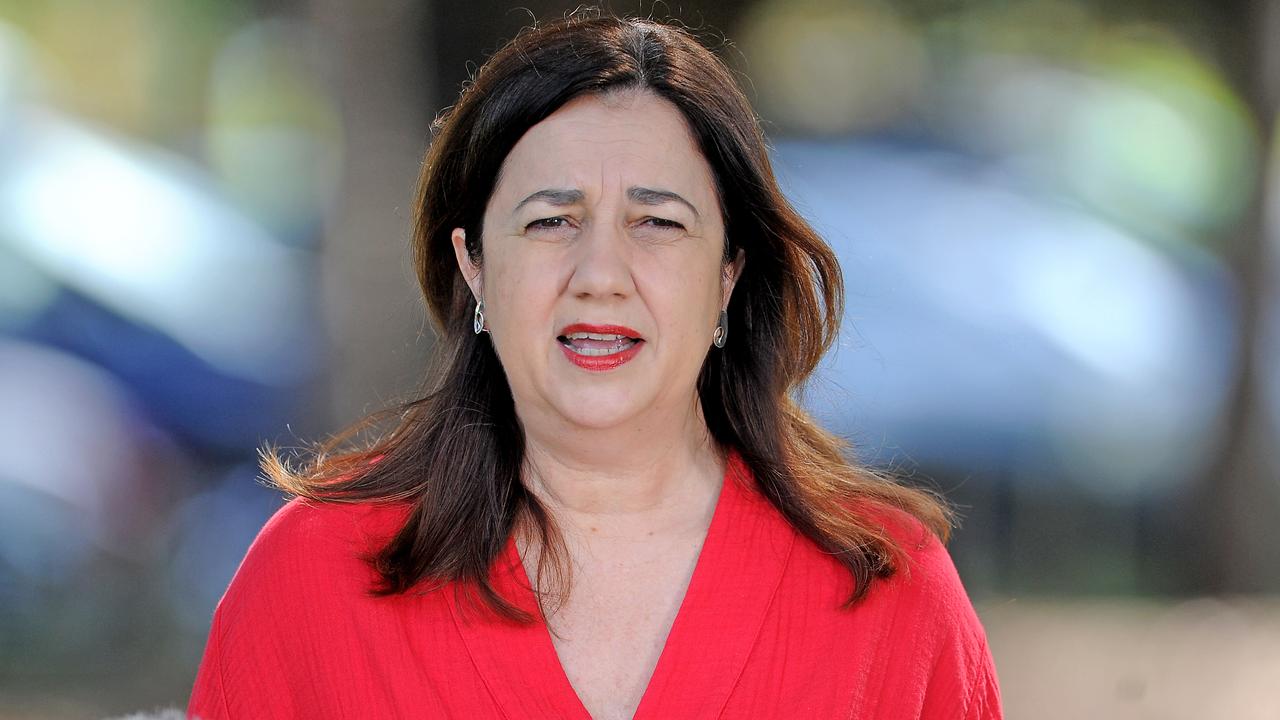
[642,217,685,230]
[526,217,571,231]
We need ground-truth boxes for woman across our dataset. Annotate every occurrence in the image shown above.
[188,11,1002,720]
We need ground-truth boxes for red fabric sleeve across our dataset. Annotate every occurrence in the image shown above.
[187,606,231,720]
[906,520,1004,719]
[961,637,1004,720]
[185,498,379,720]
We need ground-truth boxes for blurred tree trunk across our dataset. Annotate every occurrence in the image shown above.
[307,0,435,429]
[1200,0,1280,593]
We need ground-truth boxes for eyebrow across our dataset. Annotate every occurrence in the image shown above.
[511,186,701,219]
[512,188,585,214]
[628,186,700,219]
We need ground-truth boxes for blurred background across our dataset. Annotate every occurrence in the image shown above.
[0,0,1276,717]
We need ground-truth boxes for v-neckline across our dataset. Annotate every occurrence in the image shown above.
[446,449,799,719]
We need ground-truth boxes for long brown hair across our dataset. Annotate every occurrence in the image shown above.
[264,9,954,622]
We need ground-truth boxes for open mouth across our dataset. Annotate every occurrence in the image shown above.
[555,324,646,370]
[556,331,644,356]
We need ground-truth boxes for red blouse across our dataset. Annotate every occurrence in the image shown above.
[188,451,1002,719]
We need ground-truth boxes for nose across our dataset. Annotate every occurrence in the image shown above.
[566,220,635,300]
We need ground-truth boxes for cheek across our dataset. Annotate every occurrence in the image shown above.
[647,260,723,345]
[484,252,557,337]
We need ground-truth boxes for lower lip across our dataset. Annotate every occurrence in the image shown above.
[558,340,644,371]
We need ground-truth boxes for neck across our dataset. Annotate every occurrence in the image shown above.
[517,394,725,540]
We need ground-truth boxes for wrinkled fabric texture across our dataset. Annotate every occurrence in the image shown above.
[188,451,1002,719]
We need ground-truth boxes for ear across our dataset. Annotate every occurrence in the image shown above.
[721,248,745,309]
[450,227,483,300]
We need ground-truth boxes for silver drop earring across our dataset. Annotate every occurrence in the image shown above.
[473,299,487,334]
[712,309,728,348]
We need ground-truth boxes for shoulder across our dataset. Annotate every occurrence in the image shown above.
[781,499,999,706]
[863,506,1003,717]
[864,505,985,639]
[218,496,410,619]
[249,495,407,562]
[188,498,414,719]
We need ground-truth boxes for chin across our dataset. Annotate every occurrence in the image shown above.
[553,401,641,430]
[537,379,645,427]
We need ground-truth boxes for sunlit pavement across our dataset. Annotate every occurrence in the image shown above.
[981,597,1280,719]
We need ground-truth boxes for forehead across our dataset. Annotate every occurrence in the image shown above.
[490,90,717,205]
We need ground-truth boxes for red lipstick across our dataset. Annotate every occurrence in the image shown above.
[556,323,645,372]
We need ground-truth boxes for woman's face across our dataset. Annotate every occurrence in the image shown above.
[452,89,743,434]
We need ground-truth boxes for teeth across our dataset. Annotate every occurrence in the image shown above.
[559,333,638,357]
[569,344,633,356]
